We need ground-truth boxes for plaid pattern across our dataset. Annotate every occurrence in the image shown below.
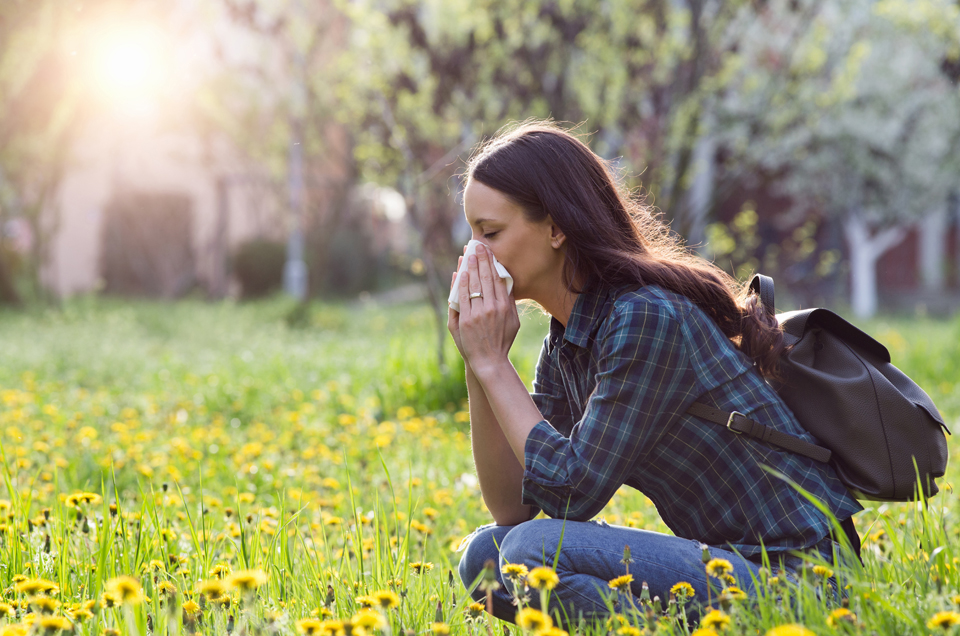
[524,284,862,558]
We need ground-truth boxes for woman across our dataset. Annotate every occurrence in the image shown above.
[448,121,861,626]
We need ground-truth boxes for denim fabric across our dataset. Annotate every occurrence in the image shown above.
[458,519,838,627]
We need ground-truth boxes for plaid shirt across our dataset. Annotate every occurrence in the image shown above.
[523,284,862,558]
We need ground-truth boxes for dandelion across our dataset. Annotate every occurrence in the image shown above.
[430,622,450,636]
[671,581,695,601]
[811,565,833,580]
[705,559,733,579]
[701,609,731,631]
[100,592,120,609]
[372,590,400,609]
[409,562,434,575]
[0,626,28,636]
[105,576,144,605]
[14,579,59,596]
[181,600,201,616]
[352,609,385,631]
[197,579,227,601]
[66,608,93,623]
[355,595,375,609]
[765,625,815,636]
[608,574,633,592]
[297,619,325,636]
[768,576,781,586]
[145,560,165,572]
[209,564,232,579]
[527,567,559,591]
[928,611,960,630]
[691,630,719,636]
[502,563,529,581]
[826,608,857,628]
[466,601,486,622]
[722,586,747,601]
[0,603,13,618]
[541,628,568,636]
[28,597,59,614]
[516,608,552,632]
[227,569,268,592]
[35,616,72,634]
[617,627,641,636]
[606,615,628,631]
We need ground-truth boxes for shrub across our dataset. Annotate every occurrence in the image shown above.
[233,239,286,298]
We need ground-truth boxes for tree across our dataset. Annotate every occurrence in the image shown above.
[713,0,960,317]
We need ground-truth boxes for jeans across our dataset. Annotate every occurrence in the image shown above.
[457,518,836,627]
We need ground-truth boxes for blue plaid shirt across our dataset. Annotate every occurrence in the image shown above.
[523,284,862,558]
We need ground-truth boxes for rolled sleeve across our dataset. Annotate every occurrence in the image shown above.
[520,300,700,521]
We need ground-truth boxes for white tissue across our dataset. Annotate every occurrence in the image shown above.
[448,239,514,311]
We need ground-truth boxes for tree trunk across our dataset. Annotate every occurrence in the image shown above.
[843,213,908,319]
[686,129,715,253]
[918,205,947,292]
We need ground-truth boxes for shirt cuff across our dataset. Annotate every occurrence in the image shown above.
[521,420,576,514]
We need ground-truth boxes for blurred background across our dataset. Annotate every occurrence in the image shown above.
[2,0,959,331]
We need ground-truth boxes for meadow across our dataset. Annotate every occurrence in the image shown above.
[0,296,959,636]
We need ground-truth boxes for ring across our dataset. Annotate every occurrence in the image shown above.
[469,292,483,300]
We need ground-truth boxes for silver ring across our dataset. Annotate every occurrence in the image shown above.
[469,292,483,299]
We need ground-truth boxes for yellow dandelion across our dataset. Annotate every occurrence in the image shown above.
[466,601,486,621]
[321,620,345,636]
[297,619,325,635]
[722,586,747,601]
[100,592,120,609]
[705,558,733,579]
[352,609,385,631]
[14,579,59,596]
[929,611,960,630]
[527,567,559,591]
[197,579,227,600]
[0,626,28,636]
[767,576,781,586]
[502,563,529,580]
[36,616,72,633]
[431,623,450,636]
[811,565,833,579]
[765,625,815,636]
[372,590,400,609]
[0,604,13,618]
[28,596,59,614]
[541,629,568,636]
[826,608,856,628]
[608,574,633,591]
[606,615,628,631]
[66,608,93,622]
[691,629,719,636]
[227,569,268,591]
[671,581,695,601]
[516,608,552,632]
[409,561,434,575]
[146,559,165,572]
[105,576,144,605]
[210,564,232,579]
[617,627,641,636]
[355,595,375,609]
[181,600,201,616]
[157,581,177,596]
[701,609,731,631]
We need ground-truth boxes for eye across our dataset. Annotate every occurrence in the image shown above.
[483,231,500,239]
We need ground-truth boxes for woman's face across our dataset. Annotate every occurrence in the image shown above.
[462,179,565,302]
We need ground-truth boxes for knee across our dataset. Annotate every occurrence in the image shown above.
[499,519,565,569]
[458,524,506,595]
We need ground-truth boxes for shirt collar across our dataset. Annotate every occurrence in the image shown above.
[548,283,618,350]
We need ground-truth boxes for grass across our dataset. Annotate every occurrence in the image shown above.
[0,295,957,636]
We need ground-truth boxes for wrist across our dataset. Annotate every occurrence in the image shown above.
[470,357,514,384]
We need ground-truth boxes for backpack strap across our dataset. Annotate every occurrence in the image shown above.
[686,401,833,463]
[749,274,776,319]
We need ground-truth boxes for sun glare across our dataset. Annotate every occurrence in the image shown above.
[92,28,164,104]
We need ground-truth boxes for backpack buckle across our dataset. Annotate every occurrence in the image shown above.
[726,411,745,434]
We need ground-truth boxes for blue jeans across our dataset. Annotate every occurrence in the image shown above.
[457,519,833,627]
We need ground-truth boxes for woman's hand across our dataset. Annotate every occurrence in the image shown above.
[453,243,520,375]
[447,254,467,359]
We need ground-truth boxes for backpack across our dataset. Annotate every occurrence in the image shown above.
[687,274,950,503]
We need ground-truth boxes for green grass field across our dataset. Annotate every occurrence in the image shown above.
[0,297,958,636]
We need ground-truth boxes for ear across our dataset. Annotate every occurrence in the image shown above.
[547,217,566,250]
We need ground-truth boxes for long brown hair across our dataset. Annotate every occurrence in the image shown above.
[466,121,786,378]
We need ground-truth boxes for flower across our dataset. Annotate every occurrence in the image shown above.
[355,595,375,609]
[466,602,486,621]
[100,592,120,609]
[28,596,59,614]
[671,581,695,601]
[721,586,747,601]
[607,574,633,592]
[826,608,857,628]
[705,559,733,579]
[928,612,960,630]
[516,608,552,632]
[210,564,232,579]
[372,590,400,609]
[811,565,834,579]
[691,630,719,636]
[430,623,450,636]
[616,627,641,636]
[14,579,59,596]
[541,629,568,636]
[182,600,201,616]
[701,609,731,631]
[227,569,268,592]
[352,610,385,631]
[502,563,529,580]
[765,625,815,636]
[409,562,434,575]
[105,576,144,605]
[297,619,325,635]
[36,616,72,634]
[0,604,13,619]
[526,567,559,591]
